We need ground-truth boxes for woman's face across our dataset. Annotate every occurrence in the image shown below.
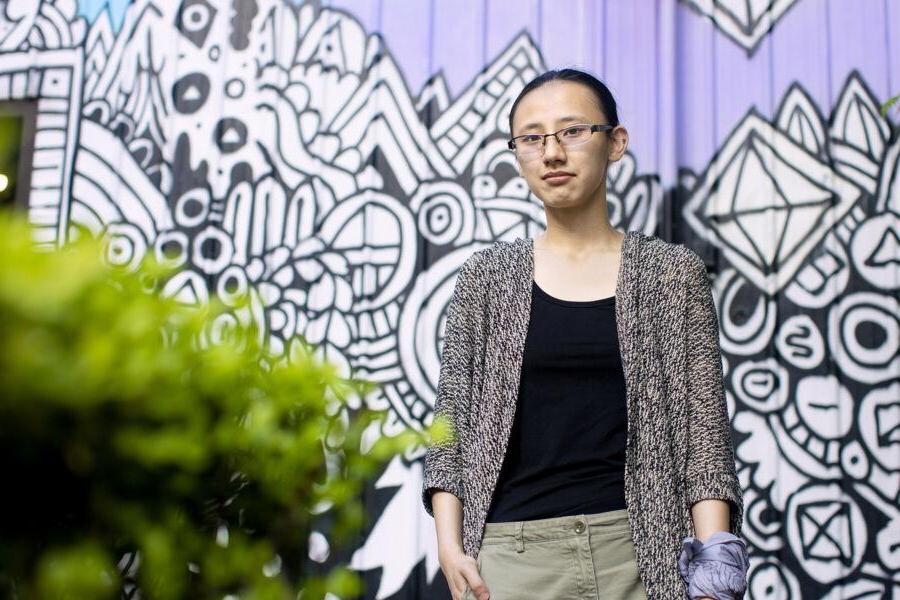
[510,81,627,208]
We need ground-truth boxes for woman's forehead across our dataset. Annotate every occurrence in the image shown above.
[513,81,602,129]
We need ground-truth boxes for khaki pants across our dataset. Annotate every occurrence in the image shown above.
[463,508,648,600]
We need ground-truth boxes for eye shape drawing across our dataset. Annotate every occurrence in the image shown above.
[176,0,217,48]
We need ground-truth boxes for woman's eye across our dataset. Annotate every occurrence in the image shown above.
[565,127,586,136]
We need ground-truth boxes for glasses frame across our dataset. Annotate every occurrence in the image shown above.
[507,123,615,155]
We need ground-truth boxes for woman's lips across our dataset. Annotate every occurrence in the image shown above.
[544,174,574,185]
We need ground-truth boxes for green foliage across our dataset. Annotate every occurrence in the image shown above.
[0,213,443,599]
[881,93,900,118]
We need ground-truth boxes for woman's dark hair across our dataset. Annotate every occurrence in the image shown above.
[507,68,619,135]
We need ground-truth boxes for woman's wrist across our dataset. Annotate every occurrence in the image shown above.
[438,540,466,559]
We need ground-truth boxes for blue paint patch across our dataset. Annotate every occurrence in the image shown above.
[76,0,305,31]
[76,0,130,30]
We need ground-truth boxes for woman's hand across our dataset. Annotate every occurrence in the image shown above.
[439,546,489,600]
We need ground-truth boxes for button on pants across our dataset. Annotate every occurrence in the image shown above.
[463,508,648,600]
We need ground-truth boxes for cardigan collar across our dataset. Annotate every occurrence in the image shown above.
[489,228,644,442]
[508,229,642,368]
[514,229,639,301]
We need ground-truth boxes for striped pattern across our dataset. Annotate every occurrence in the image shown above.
[423,229,743,599]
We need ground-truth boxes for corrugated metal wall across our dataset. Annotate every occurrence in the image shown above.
[5,1,899,597]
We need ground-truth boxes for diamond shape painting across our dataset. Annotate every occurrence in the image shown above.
[684,109,863,295]
[680,0,801,54]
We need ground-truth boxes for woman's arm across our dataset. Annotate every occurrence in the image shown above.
[690,499,730,600]
[432,490,464,553]
[679,253,749,600]
[421,254,488,599]
[433,490,488,600]
[684,498,748,600]
[421,255,481,517]
[690,498,730,541]
[683,253,743,536]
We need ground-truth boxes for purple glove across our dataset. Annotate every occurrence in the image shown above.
[678,531,749,600]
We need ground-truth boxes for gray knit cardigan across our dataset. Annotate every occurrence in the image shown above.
[422,229,744,599]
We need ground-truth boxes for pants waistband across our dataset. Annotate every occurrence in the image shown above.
[482,508,631,544]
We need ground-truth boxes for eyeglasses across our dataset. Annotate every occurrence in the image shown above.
[507,123,614,157]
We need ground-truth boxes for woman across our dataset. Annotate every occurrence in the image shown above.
[422,69,750,600]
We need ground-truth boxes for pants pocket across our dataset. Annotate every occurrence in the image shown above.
[477,541,581,599]
[587,530,647,599]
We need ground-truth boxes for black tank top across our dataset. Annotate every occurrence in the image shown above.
[485,279,628,522]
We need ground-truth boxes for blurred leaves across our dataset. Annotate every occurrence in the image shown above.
[881,93,900,118]
[0,213,431,599]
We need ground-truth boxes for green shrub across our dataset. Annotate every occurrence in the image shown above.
[0,214,444,599]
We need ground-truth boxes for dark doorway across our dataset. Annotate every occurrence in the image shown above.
[0,101,37,210]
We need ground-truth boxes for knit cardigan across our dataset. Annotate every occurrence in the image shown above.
[422,229,744,599]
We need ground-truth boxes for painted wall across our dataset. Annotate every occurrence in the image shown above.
[1,1,898,598]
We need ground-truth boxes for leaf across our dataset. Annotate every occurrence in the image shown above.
[880,93,900,118]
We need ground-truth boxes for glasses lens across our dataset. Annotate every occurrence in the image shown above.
[558,125,592,147]
[514,134,543,156]
[512,125,598,156]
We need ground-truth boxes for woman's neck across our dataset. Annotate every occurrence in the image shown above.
[537,201,623,258]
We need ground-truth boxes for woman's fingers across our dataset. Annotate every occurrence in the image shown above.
[463,562,489,600]
[451,570,470,600]
[445,553,488,599]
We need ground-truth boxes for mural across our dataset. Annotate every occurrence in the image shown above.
[681,0,802,54]
[1,0,897,598]
[681,72,900,599]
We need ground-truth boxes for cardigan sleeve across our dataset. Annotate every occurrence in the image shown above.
[683,252,744,537]
[421,254,481,518]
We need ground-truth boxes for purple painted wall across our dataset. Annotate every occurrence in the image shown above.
[4,1,899,598]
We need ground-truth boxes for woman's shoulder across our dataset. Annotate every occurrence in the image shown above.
[458,238,520,272]
[458,232,708,285]
[634,231,707,285]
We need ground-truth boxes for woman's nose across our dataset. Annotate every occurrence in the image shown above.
[542,135,566,161]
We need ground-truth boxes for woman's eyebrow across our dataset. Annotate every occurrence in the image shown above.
[556,115,589,125]
[519,115,590,131]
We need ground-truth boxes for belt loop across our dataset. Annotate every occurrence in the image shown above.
[515,521,525,553]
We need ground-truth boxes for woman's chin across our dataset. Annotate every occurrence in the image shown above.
[540,192,585,206]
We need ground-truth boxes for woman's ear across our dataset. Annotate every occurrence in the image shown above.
[608,126,629,161]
